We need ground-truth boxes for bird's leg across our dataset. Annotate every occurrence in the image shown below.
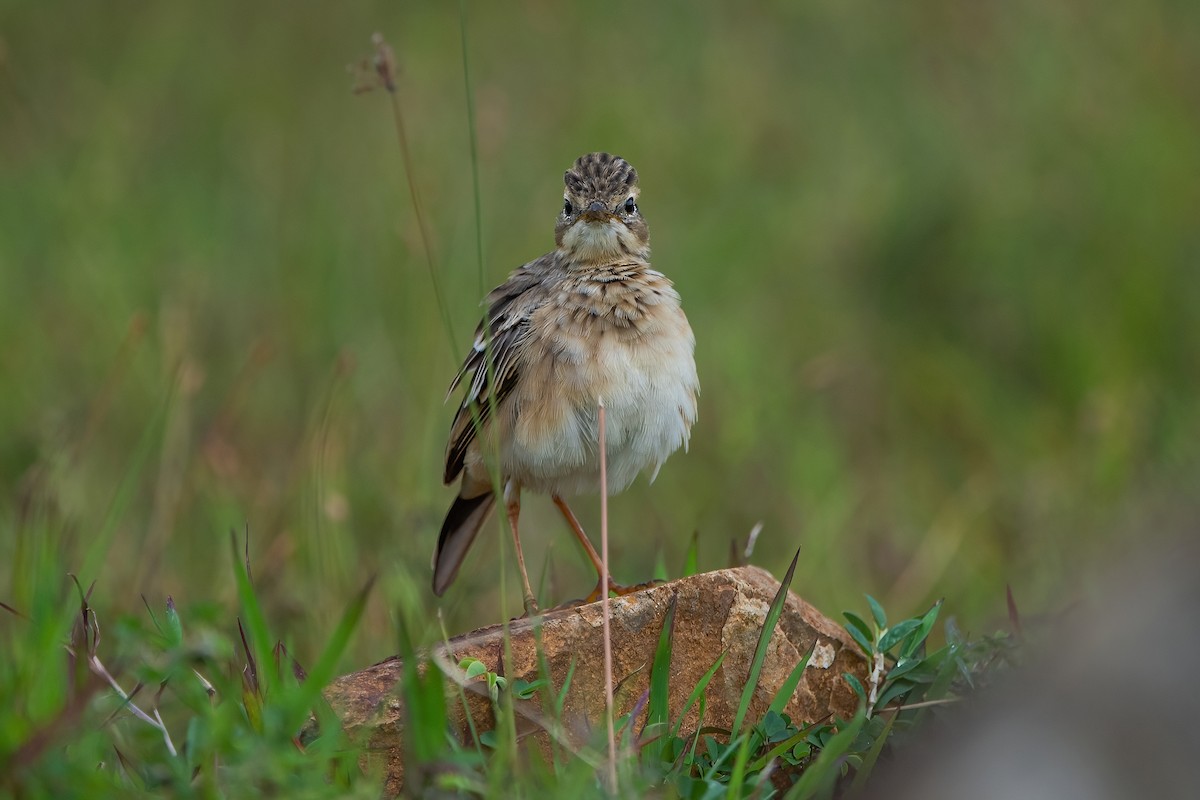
[552,494,634,602]
[504,481,538,615]
[552,495,604,575]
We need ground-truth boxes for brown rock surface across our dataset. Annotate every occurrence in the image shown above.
[323,566,866,794]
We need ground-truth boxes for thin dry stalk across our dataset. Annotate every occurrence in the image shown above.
[598,397,616,791]
[743,521,764,562]
[75,649,177,757]
[880,696,960,713]
[370,33,451,331]
[866,650,885,717]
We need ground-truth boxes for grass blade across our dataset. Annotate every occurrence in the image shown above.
[721,547,801,796]
[769,639,817,717]
[730,547,800,737]
[230,530,274,699]
[727,733,754,799]
[682,530,700,577]
[670,649,727,740]
[284,576,375,731]
[783,710,866,800]
[398,617,449,765]
[702,731,748,781]
[730,638,819,798]
[647,592,679,730]
[849,711,895,792]
[746,725,810,773]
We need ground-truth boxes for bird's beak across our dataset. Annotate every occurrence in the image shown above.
[579,200,613,222]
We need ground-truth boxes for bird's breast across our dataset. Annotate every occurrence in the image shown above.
[502,268,698,495]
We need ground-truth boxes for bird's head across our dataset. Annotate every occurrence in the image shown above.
[555,152,649,262]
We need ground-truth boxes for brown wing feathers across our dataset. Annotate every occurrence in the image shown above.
[442,261,548,485]
[442,318,527,484]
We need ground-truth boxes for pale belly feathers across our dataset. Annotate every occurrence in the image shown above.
[499,301,698,496]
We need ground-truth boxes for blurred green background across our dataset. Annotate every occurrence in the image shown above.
[2,0,1197,669]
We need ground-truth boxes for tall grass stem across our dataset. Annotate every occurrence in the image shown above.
[457,0,486,297]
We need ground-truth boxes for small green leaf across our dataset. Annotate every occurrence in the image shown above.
[865,595,887,629]
[901,599,943,660]
[885,657,922,682]
[874,679,914,709]
[756,709,792,743]
[673,775,726,800]
[511,678,547,699]
[164,596,183,648]
[917,643,962,722]
[878,618,922,653]
[485,672,507,701]
[461,658,487,680]
[748,726,809,772]
[807,725,833,748]
[702,731,746,780]
[844,672,867,702]
[843,612,874,654]
[894,647,949,687]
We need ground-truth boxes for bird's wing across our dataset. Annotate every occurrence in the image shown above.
[443,255,553,484]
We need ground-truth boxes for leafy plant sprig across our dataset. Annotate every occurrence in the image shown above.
[842,596,944,717]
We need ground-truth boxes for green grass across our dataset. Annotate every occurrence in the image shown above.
[0,0,1197,794]
[1,522,1014,797]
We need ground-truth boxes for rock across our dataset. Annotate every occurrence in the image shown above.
[322,566,866,794]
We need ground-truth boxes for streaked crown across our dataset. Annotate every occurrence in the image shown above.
[564,152,639,198]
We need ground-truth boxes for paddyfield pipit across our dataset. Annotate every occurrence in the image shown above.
[432,152,699,613]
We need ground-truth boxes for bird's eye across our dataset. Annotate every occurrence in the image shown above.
[624,196,637,214]
[563,199,573,215]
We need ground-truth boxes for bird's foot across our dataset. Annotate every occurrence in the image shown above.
[520,593,540,618]
[582,576,664,604]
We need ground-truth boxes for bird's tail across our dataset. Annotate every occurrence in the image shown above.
[431,490,496,596]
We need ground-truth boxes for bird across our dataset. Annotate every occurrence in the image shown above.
[432,152,699,614]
